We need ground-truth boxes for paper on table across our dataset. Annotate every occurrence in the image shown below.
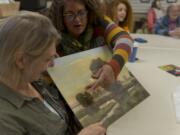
[173,86,180,123]
[0,0,10,4]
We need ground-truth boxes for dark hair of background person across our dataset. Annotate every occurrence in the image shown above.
[151,0,159,9]
[48,0,104,33]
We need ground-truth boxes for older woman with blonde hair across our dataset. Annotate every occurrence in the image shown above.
[0,11,106,135]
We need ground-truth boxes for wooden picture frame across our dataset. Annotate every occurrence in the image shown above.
[140,0,150,3]
[167,0,177,3]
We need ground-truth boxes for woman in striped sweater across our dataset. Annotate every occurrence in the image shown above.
[48,0,133,90]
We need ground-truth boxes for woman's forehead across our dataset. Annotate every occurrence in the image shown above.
[63,1,86,13]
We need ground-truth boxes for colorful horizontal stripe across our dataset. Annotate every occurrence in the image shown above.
[113,44,131,55]
[106,26,124,45]
[112,55,125,69]
[107,59,121,78]
[104,23,116,38]
[114,37,133,52]
[114,49,128,62]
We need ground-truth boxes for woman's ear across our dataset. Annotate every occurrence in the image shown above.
[15,51,26,70]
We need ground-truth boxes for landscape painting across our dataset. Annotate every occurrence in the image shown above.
[48,46,149,127]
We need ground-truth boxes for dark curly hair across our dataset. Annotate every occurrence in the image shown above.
[151,0,160,9]
[48,0,103,33]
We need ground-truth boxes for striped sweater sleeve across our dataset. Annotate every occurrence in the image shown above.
[102,16,133,78]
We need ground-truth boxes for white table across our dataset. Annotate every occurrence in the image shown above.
[108,34,180,135]
[131,33,180,50]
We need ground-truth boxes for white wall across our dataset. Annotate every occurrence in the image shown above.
[131,0,180,13]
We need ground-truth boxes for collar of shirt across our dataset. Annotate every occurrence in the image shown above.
[0,82,35,108]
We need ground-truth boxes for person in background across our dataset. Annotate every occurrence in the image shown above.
[154,4,180,38]
[177,2,180,15]
[108,0,133,32]
[147,0,164,33]
[99,0,110,15]
[0,11,106,135]
[135,18,148,34]
[48,0,133,90]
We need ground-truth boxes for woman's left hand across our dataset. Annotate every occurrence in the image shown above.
[86,64,115,90]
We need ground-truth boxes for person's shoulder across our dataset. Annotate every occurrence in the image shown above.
[0,100,17,127]
[0,109,25,134]
[0,97,18,117]
[161,16,169,23]
[157,15,167,22]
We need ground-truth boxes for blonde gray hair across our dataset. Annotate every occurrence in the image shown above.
[0,11,60,86]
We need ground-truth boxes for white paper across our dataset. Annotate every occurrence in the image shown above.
[173,86,180,123]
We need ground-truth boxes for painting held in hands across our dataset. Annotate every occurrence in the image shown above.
[48,46,150,127]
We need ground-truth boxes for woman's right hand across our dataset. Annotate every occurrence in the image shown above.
[78,122,106,135]
[85,64,115,90]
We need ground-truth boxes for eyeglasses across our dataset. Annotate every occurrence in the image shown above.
[63,10,88,22]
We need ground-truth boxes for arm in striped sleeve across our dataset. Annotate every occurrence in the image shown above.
[100,16,133,78]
